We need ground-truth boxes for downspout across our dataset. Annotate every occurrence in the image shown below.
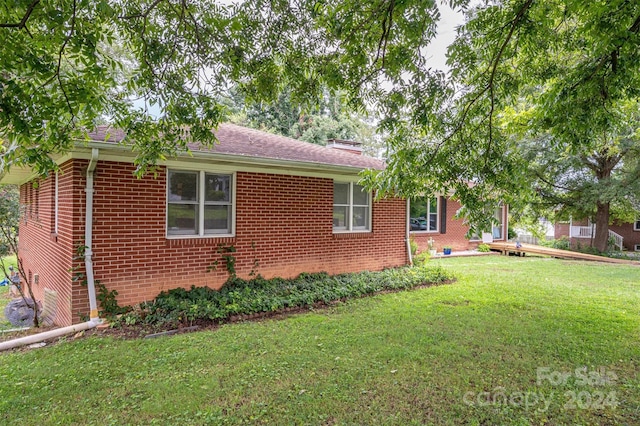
[0,321,98,351]
[85,148,100,321]
[0,150,102,351]
[406,198,413,265]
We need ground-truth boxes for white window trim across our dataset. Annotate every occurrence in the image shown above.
[166,169,236,239]
[409,196,439,234]
[333,181,372,233]
[635,244,640,252]
[634,218,640,231]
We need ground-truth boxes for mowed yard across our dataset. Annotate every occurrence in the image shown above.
[0,256,638,425]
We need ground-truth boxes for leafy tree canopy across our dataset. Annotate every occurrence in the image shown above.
[359,0,640,234]
[2,0,640,235]
[221,86,382,156]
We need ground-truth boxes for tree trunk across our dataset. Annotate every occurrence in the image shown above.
[593,202,610,252]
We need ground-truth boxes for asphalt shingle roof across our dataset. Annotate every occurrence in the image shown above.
[87,123,384,171]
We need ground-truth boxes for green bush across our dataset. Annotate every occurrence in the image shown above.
[409,238,419,256]
[123,266,454,327]
[413,251,431,266]
[477,243,491,252]
[540,236,570,250]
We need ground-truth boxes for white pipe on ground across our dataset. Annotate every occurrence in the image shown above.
[85,148,100,321]
[0,320,99,352]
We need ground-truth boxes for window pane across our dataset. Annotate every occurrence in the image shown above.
[352,184,369,205]
[429,213,437,231]
[204,205,230,234]
[167,204,198,235]
[429,197,438,214]
[333,206,348,229]
[168,171,198,202]
[410,198,428,219]
[353,206,369,229]
[493,207,503,239]
[334,182,349,204]
[205,174,230,202]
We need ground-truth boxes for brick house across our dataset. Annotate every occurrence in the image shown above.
[554,218,640,251]
[1,124,505,325]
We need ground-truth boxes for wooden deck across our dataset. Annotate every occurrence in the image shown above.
[488,242,639,265]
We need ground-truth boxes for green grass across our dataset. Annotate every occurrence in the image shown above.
[0,255,17,330]
[0,256,638,425]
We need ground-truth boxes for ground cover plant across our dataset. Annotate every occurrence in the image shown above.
[0,256,638,424]
[125,266,453,327]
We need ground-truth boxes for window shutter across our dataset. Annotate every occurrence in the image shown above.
[440,196,447,234]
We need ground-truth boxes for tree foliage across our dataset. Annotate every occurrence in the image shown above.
[0,184,40,326]
[222,86,382,155]
[2,0,640,238]
[513,99,640,250]
[360,0,640,235]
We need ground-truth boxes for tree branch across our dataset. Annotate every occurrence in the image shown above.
[355,0,396,88]
[118,0,166,20]
[0,0,40,29]
[569,13,640,91]
[443,0,534,150]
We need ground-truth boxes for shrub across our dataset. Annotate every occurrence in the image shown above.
[477,243,491,252]
[119,266,454,327]
[409,238,419,256]
[413,251,431,266]
[540,236,570,250]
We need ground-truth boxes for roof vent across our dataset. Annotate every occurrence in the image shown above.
[326,138,363,156]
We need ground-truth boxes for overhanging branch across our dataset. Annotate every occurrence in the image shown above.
[0,0,40,29]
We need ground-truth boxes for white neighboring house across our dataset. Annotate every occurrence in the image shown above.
[513,218,555,244]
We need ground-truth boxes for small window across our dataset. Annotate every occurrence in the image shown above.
[635,244,640,252]
[333,182,371,232]
[168,170,199,235]
[634,218,640,231]
[410,197,438,232]
[492,207,503,240]
[204,174,232,234]
[167,170,234,237]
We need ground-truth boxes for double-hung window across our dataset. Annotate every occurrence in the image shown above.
[410,196,438,232]
[167,170,233,237]
[333,182,371,232]
[634,218,640,231]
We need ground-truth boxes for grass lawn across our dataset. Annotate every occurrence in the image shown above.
[0,256,638,424]
[0,255,17,331]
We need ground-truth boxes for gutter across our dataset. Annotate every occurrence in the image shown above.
[85,148,100,321]
[406,198,413,265]
[1,141,380,186]
[78,141,382,175]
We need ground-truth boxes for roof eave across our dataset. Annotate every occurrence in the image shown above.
[82,140,380,174]
[0,141,380,185]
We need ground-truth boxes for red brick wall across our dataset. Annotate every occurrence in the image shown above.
[17,157,517,325]
[555,221,640,251]
[554,223,570,239]
[62,160,408,322]
[17,162,77,326]
[410,199,506,252]
[609,222,640,251]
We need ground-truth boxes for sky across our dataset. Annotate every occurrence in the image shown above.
[426,4,466,71]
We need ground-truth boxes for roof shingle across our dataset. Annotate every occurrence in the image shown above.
[87,123,385,171]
